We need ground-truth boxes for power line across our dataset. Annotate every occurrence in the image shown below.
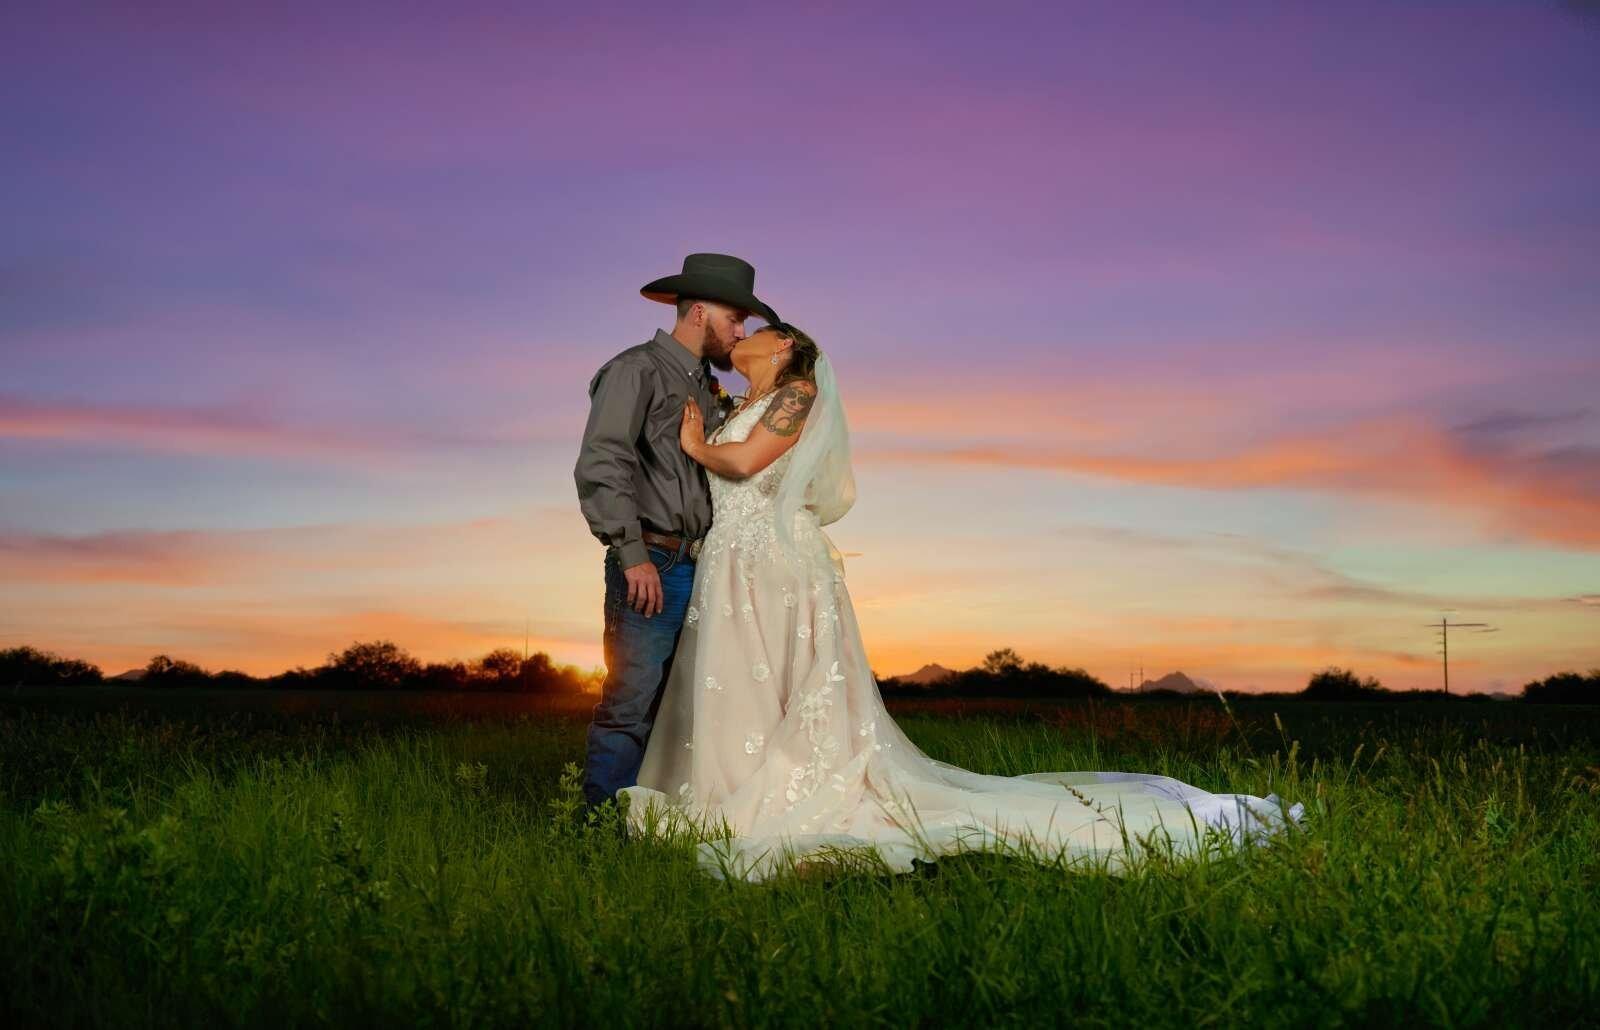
[1422,614,1495,694]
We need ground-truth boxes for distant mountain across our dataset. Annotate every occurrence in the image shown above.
[896,663,959,685]
[1138,671,1205,694]
[111,668,146,682]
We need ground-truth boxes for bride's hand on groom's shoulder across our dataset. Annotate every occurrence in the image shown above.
[679,397,706,460]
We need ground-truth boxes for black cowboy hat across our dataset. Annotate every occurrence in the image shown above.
[640,252,780,326]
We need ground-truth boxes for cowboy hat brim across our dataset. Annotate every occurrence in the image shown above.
[641,274,779,326]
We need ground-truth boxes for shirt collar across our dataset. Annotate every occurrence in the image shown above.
[650,328,707,382]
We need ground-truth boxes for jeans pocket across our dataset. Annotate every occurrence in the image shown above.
[648,545,679,575]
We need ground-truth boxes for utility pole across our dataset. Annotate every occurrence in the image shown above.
[1424,614,1492,695]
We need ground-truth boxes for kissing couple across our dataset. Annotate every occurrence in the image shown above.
[574,252,1304,882]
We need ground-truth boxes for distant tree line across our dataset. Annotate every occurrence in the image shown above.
[877,648,1113,700]
[0,641,600,693]
[3,642,1596,703]
[1521,668,1600,704]
[873,649,1600,704]
[1291,666,1600,704]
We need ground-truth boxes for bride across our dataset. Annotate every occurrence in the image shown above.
[617,322,1305,881]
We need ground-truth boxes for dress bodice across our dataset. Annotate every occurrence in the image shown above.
[705,392,794,526]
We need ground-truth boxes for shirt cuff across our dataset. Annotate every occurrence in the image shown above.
[613,539,650,570]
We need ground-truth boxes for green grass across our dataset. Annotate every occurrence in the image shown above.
[1,696,1597,1027]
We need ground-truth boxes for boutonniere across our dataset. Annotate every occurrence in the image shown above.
[707,373,735,418]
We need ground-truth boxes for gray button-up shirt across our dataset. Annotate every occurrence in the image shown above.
[574,329,729,570]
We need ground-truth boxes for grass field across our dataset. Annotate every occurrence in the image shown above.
[1,687,1597,1027]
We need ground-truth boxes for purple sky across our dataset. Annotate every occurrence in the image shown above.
[3,1,1597,691]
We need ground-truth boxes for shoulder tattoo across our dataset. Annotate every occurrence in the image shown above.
[759,381,817,437]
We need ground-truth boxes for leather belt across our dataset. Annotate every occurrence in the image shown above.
[641,529,704,561]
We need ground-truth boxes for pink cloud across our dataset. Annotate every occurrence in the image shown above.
[0,394,561,463]
[0,512,551,587]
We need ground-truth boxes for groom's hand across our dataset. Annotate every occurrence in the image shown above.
[622,560,664,617]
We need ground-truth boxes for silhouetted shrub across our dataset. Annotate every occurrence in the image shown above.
[1523,669,1600,704]
[144,654,212,688]
[1302,667,1389,701]
[268,665,319,689]
[470,652,528,690]
[981,648,1024,677]
[517,652,591,693]
[418,661,470,691]
[0,646,103,687]
[318,640,423,690]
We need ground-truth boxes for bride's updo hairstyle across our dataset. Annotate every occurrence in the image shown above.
[764,321,821,387]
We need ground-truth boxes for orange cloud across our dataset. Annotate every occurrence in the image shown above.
[0,528,223,586]
[867,413,1600,549]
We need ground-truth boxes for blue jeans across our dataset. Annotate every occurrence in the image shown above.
[582,540,697,808]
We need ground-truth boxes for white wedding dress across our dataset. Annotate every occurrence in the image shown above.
[619,355,1305,882]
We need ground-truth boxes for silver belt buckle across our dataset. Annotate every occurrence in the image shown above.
[688,537,703,561]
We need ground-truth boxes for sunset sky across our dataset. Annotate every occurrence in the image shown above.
[3,2,1597,693]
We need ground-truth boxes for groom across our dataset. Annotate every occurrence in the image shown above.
[573,253,781,811]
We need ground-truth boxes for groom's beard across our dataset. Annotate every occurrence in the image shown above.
[704,327,735,372]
